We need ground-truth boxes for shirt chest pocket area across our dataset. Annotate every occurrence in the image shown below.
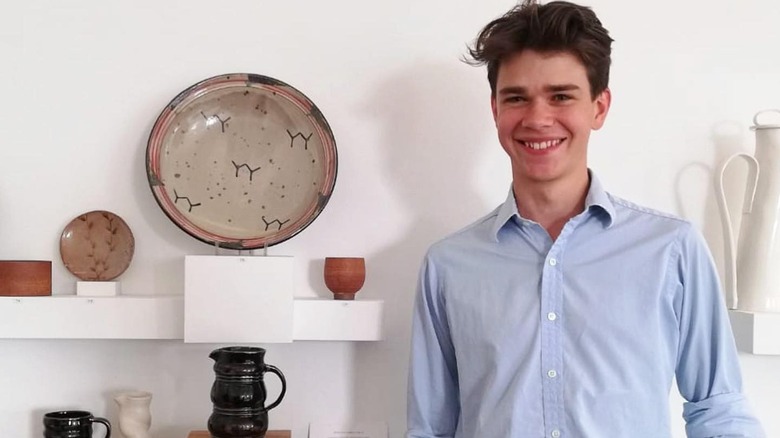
[444,275,542,355]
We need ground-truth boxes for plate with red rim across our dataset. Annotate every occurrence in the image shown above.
[146,73,338,250]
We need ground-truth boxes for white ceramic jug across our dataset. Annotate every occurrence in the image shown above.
[717,109,780,312]
[114,390,152,438]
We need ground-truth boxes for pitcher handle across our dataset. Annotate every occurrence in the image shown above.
[263,364,287,412]
[90,416,112,438]
[716,153,759,309]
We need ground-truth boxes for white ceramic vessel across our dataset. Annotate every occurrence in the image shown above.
[114,390,152,438]
[717,109,780,312]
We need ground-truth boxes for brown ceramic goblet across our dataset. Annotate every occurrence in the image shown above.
[324,257,366,300]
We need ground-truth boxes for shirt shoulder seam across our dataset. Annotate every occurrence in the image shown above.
[607,193,689,224]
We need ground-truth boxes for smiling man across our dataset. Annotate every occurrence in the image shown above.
[406,1,764,437]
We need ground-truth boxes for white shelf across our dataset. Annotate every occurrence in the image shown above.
[0,295,384,341]
[729,309,780,355]
[0,295,184,340]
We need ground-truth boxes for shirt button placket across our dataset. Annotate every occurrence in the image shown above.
[541,250,563,438]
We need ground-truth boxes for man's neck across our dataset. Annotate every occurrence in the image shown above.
[513,171,590,241]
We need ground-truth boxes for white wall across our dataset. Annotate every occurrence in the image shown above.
[2,0,779,436]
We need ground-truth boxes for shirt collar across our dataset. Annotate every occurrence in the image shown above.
[491,169,616,241]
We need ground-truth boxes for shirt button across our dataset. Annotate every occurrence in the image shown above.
[549,258,557,266]
[547,312,557,321]
[551,430,561,438]
[547,369,557,378]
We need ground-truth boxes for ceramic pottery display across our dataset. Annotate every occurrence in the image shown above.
[114,391,152,438]
[43,410,111,438]
[0,260,51,296]
[59,211,135,281]
[324,257,366,300]
[146,73,338,250]
[717,109,780,312]
[208,346,287,438]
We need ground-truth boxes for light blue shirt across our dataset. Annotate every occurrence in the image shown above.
[407,173,764,438]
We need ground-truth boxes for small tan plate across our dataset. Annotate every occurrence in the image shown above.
[60,210,135,281]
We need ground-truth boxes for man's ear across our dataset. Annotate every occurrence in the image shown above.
[592,88,611,130]
[491,95,498,126]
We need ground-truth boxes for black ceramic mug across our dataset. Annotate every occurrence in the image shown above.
[43,410,111,438]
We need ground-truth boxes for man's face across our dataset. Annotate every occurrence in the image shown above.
[491,50,611,187]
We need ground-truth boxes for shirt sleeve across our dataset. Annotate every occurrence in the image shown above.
[406,253,460,438]
[673,225,765,438]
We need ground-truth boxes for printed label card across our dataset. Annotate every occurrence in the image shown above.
[309,421,388,438]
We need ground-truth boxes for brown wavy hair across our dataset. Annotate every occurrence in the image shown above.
[466,0,613,98]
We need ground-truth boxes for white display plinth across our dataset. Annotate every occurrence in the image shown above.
[294,298,384,341]
[77,281,120,296]
[729,309,780,355]
[184,255,294,343]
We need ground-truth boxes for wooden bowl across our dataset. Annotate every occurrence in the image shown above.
[324,257,365,300]
[0,260,52,296]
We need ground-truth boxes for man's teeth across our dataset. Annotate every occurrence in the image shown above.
[523,139,562,150]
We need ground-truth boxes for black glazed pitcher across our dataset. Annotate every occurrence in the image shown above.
[43,410,111,438]
[208,346,287,438]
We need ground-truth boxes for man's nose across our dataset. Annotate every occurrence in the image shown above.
[521,101,553,129]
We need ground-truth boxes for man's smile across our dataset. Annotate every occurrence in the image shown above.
[518,138,565,151]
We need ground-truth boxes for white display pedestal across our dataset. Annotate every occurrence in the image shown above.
[184,255,294,343]
[729,309,780,355]
[76,281,120,296]
[294,298,384,341]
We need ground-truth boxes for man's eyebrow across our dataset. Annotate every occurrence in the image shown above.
[547,84,581,92]
[497,84,582,95]
[496,86,527,95]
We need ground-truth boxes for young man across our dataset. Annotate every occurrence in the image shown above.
[406,1,764,437]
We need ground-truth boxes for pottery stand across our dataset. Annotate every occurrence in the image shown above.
[184,255,294,343]
[76,281,120,297]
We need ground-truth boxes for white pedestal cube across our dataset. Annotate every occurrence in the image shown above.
[76,281,120,296]
[729,309,780,355]
[293,299,384,341]
[184,255,294,343]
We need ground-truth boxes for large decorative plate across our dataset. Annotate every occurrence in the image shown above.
[147,73,338,249]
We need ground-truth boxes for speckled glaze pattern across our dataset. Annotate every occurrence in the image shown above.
[147,73,338,250]
[59,210,135,281]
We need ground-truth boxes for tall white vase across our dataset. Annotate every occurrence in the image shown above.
[717,109,780,312]
[114,390,152,438]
